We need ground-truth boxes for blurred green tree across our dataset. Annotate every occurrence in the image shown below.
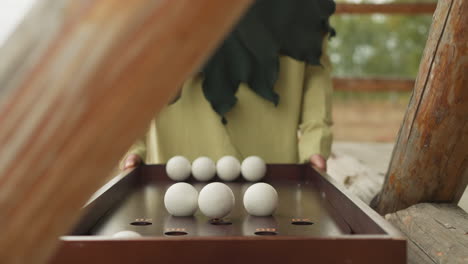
[330,0,437,78]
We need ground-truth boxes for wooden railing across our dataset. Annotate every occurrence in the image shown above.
[333,2,437,92]
[333,77,415,92]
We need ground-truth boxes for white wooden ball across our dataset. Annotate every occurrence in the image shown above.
[216,156,241,181]
[112,230,141,238]
[166,156,191,181]
[198,182,235,219]
[164,183,198,216]
[241,156,267,182]
[192,157,216,181]
[243,183,278,216]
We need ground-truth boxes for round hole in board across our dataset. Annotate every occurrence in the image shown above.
[164,231,188,236]
[210,219,232,226]
[130,221,152,226]
[254,231,277,236]
[291,219,314,225]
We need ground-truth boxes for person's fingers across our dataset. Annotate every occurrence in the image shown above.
[123,154,141,170]
[124,160,136,170]
[310,154,326,172]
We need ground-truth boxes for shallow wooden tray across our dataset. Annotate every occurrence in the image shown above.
[52,164,406,264]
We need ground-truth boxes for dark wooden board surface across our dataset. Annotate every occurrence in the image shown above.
[88,165,350,237]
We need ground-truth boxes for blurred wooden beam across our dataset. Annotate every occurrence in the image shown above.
[333,78,415,92]
[374,0,468,215]
[336,3,437,15]
[0,0,252,263]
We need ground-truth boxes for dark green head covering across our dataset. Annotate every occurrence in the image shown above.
[201,0,336,123]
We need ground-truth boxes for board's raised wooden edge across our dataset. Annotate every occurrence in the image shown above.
[310,166,405,238]
[85,169,136,207]
[61,234,399,241]
[70,168,140,235]
[53,236,406,264]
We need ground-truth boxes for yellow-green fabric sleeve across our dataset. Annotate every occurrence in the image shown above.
[298,40,333,163]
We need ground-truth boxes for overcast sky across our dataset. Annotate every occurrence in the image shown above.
[0,0,37,46]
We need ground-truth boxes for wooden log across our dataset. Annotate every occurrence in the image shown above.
[374,0,468,215]
[336,3,437,15]
[0,0,252,263]
[385,203,468,264]
[333,77,415,92]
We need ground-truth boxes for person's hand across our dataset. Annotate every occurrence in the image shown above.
[123,154,142,170]
[309,154,326,172]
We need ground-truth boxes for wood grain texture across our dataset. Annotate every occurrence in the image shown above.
[336,3,437,14]
[374,0,468,215]
[386,203,468,264]
[0,0,252,263]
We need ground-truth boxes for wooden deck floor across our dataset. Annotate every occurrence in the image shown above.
[387,204,468,264]
[328,141,468,211]
[328,141,468,264]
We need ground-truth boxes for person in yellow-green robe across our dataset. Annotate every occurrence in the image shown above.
[122,0,336,171]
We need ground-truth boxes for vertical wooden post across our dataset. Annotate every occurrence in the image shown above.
[0,0,252,263]
[374,0,468,215]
